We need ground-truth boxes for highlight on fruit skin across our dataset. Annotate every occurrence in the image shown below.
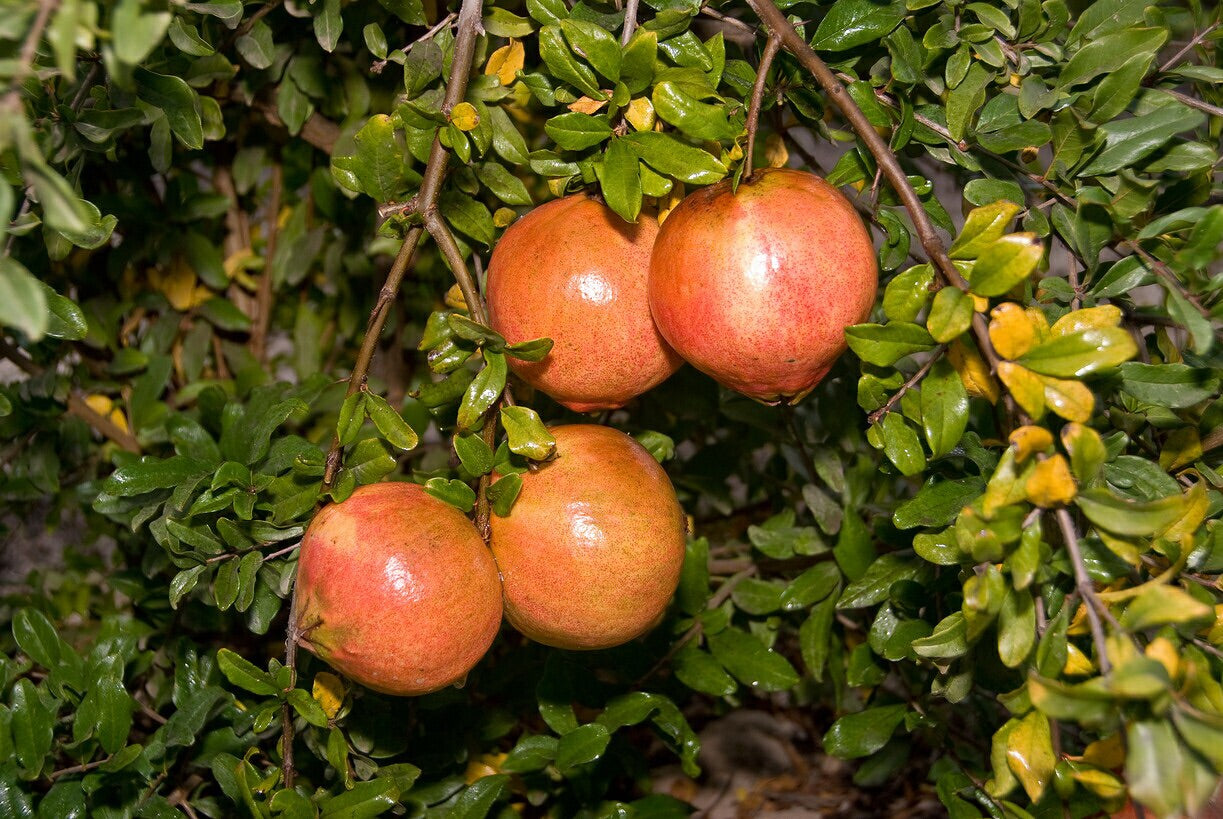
[486,194,683,413]
[489,424,687,651]
[648,167,879,404]
[294,482,503,697]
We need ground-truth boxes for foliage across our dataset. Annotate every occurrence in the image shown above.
[1,0,1222,816]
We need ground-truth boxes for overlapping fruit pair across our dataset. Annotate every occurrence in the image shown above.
[296,168,879,696]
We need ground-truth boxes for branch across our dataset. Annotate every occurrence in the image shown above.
[1054,508,1112,675]
[1156,21,1220,74]
[621,0,641,46]
[743,34,782,183]
[0,338,141,453]
[1161,88,1223,119]
[281,578,300,790]
[48,755,111,781]
[251,163,282,363]
[866,345,947,426]
[372,12,457,74]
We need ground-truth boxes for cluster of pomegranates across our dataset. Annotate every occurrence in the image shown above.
[296,168,878,696]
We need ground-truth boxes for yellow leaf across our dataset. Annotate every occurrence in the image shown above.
[464,753,506,784]
[1097,529,1142,566]
[1008,425,1053,463]
[484,39,525,86]
[568,95,608,115]
[1062,643,1095,676]
[1145,636,1180,680]
[1051,305,1122,337]
[1026,454,1077,507]
[444,284,467,311]
[948,339,1000,403]
[1067,601,1090,634]
[764,133,789,168]
[970,294,989,312]
[1038,374,1094,423]
[1006,710,1054,803]
[723,142,743,162]
[1160,480,1208,543]
[493,207,517,229]
[84,394,113,416]
[657,183,685,226]
[1159,426,1201,472]
[312,671,345,720]
[150,261,202,312]
[624,97,655,131]
[997,361,1046,419]
[1070,767,1125,800]
[1079,733,1126,769]
[450,101,480,131]
[989,302,1039,360]
[546,177,569,198]
[224,247,255,279]
[110,408,130,433]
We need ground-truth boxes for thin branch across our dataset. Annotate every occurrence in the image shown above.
[48,755,111,780]
[1157,22,1220,74]
[866,345,947,425]
[1162,88,1223,118]
[0,338,142,453]
[3,0,59,109]
[223,0,284,49]
[372,12,458,74]
[1122,239,1212,319]
[1054,508,1112,675]
[699,6,758,37]
[281,577,300,790]
[743,34,782,183]
[251,163,282,363]
[621,0,640,45]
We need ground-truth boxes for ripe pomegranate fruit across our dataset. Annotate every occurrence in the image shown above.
[489,424,686,650]
[486,195,683,412]
[648,167,878,403]
[295,482,503,696]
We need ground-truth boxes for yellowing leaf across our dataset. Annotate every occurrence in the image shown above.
[1061,422,1106,486]
[948,339,1000,403]
[445,284,468,311]
[624,97,656,131]
[1160,480,1208,543]
[1079,733,1126,770]
[450,102,480,131]
[546,177,569,198]
[1070,767,1125,800]
[1009,425,1053,462]
[989,302,1039,360]
[657,183,685,226]
[1051,305,1122,336]
[84,394,114,416]
[224,247,255,279]
[969,233,1045,297]
[1006,710,1054,803]
[998,361,1046,419]
[1026,454,1077,507]
[1063,643,1095,676]
[464,752,506,784]
[1038,374,1094,423]
[971,294,989,312]
[312,671,345,719]
[1159,427,1201,472]
[150,260,207,312]
[1145,637,1180,681]
[484,39,525,86]
[493,207,517,228]
[568,95,609,114]
[764,133,789,168]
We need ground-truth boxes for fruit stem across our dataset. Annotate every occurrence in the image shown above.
[742,33,782,185]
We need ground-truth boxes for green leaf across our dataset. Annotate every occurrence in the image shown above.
[946,63,993,142]
[216,648,280,696]
[555,723,611,771]
[620,131,727,184]
[366,393,419,451]
[926,288,974,343]
[845,323,936,366]
[500,406,556,460]
[600,138,643,223]
[1125,720,1183,818]
[882,265,935,322]
[911,612,968,660]
[336,392,367,446]
[731,578,784,615]
[997,588,1035,668]
[878,412,926,476]
[134,68,204,150]
[235,19,274,68]
[810,0,906,52]
[287,687,328,727]
[894,478,986,529]
[706,628,800,691]
[780,563,841,611]
[1079,105,1206,175]
[352,115,407,202]
[968,233,1043,296]
[10,679,53,774]
[0,258,48,340]
[488,473,523,516]
[112,0,172,66]
[476,163,533,207]
[1058,27,1167,88]
[1117,362,1220,409]
[103,456,212,497]
[501,735,558,773]
[320,777,401,818]
[823,705,907,759]
[651,81,738,141]
[314,0,343,51]
[424,478,477,513]
[560,19,621,81]
[449,775,509,819]
[838,554,932,609]
[457,352,507,430]
[376,0,425,24]
[539,25,604,99]
[1075,488,1185,536]
[674,644,737,696]
[439,191,495,247]
[1006,710,1054,802]
[920,359,969,458]
[1017,327,1137,377]
[454,432,495,477]
[1120,584,1214,631]
[544,112,613,151]
[41,286,87,340]
[484,8,535,37]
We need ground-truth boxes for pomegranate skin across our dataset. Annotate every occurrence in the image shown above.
[295,482,503,696]
[648,167,878,403]
[489,425,686,650]
[486,195,683,413]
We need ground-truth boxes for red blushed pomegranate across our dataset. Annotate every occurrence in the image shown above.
[489,424,686,650]
[295,482,503,696]
[486,195,683,413]
[648,167,878,404]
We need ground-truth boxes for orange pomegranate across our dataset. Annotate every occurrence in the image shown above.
[486,195,683,412]
[295,482,503,696]
[648,167,878,403]
[489,424,686,650]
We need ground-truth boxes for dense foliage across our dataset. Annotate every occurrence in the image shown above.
[1,0,1221,815]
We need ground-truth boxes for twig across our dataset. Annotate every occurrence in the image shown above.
[3,0,59,109]
[699,6,757,37]
[1162,88,1223,118]
[743,34,782,183]
[48,754,111,780]
[0,338,142,453]
[1054,508,1112,675]
[1122,240,1212,319]
[224,0,284,49]
[205,540,301,565]
[251,163,282,363]
[281,578,300,790]
[1157,22,1220,74]
[372,12,458,74]
[621,0,640,45]
[68,62,102,111]
[866,345,947,425]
